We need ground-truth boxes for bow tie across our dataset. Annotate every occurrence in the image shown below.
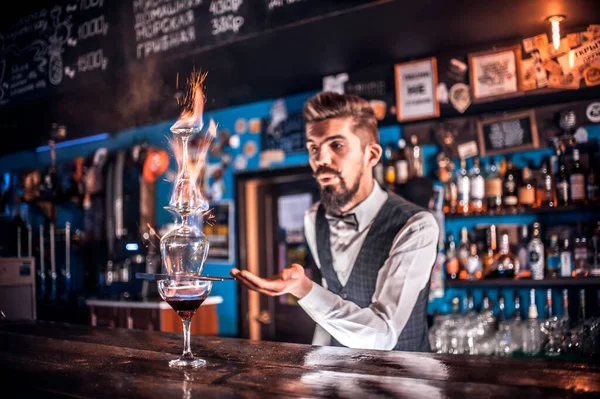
[326,212,359,231]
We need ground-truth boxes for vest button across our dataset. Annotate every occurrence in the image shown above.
[341,293,347,299]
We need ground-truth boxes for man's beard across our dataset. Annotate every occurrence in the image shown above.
[315,166,362,214]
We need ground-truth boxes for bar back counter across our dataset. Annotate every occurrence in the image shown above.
[0,320,598,398]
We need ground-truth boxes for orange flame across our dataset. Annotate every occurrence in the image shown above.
[171,69,208,132]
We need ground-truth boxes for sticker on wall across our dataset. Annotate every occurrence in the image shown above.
[583,65,600,86]
[248,118,262,134]
[519,58,537,91]
[229,134,240,149]
[574,127,589,143]
[586,102,600,123]
[234,154,248,170]
[259,149,285,168]
[235,118,247,134]
[268,99,288,135]
[322,73,348,94]
[243,141,257,158]
[448,58,467,81]
[369,100,387,120]
[437,82,449,104]
[449,83,471,113]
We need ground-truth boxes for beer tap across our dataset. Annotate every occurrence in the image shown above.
[27,224,32,258]
[38,225,46,300]
[49,222,57,301]
[62,222,71,301]
[17,226,21,258]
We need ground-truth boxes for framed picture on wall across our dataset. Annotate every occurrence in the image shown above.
[468,45,523,101]
[394,57,440,122]
[476,109,539,156]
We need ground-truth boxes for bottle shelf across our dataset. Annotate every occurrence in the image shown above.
[445,277,600,288]
[444,201,600,220]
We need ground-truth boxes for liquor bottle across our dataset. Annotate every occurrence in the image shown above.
[483,224,498,277]
[410,135,424,178]
[481,291,492,315]
[502,159,519,212]
[556,150,570,206]
[469,157,486,214]
[443,180,458,215]
[485,158,503,212]
[590,221,600,277]
[523,289,541,355]
[466,243,482,280]
[517,224,530,275]
[586,152,599,202]
[383,143,397,190]
[497,292,506,322]
[457,227,470,276]
[578,288,586,322]
[456,158,470,215]
[395,139,409,185]
[538,160,556,208]
[545,288,554,319]
[569,149,586,203]
[528,222,545,280]
[518,166,536,209]
[573,223,589,277]
[466,292,475,314]
[559,289,570,329]
[489,231,518,278]
[513,291,522,321]
[451,297,460,313]
[546,233,561,279]
[445,234,459,280]
[373,162,384,187]
[560,237,573,278]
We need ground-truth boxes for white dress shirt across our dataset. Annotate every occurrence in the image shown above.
[298,182,439,350]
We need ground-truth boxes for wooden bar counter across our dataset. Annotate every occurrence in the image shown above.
[0,320,598,398]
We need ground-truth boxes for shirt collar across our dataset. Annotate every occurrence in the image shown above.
[326,182,388,232]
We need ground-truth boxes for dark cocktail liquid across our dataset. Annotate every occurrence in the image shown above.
[167,292,209,319]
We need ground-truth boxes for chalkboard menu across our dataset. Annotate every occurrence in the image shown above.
[130,0,260,62]
[0,0,385,109]
[263,0,379,29]
[0,0,123,107]
[261,111,306,154]
[202,200,234,263]
[476,110,539,156]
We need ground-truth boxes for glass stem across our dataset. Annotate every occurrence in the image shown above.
[182,317,192,358]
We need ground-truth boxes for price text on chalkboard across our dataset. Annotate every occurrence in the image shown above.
[261,112,307,154]
[476,110,539,156]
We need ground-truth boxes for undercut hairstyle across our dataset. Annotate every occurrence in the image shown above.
[303,91,379,145]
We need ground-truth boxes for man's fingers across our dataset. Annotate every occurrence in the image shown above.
[235,273,281,296]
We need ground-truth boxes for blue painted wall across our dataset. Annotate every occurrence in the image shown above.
[1,89,598,335]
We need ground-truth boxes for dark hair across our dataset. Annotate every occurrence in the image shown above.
[303,91,379,144]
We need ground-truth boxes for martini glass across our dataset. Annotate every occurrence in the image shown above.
[158,277,213,368]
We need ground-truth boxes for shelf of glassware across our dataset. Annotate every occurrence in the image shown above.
[444,201,600,220]
[445,277,600,288]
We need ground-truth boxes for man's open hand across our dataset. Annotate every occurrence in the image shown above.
[230,263,313,299]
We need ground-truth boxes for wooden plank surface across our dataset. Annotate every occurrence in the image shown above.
[0,320,598,398]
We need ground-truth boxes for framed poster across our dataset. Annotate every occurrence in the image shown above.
[394,57,440,122]
[476,110,539,156]
[468,45,523,101]
[202,199,235,264]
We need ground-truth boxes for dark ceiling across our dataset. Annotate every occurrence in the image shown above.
[1,0,599,156]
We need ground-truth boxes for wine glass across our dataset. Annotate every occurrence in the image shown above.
[158,277,213,368]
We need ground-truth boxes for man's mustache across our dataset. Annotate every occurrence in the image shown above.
[313,166,341,178]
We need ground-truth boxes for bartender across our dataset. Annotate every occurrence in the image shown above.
[231,92,439,351]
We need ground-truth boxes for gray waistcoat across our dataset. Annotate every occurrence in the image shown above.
[316,193,431,352]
